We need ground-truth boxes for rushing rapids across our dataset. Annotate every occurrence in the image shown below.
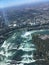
[0,29,49,65]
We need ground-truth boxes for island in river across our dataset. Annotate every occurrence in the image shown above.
[32,32,49,64]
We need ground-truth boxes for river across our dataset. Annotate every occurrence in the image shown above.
[0,29,49,65]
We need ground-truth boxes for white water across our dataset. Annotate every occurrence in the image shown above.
[1,29,49,65]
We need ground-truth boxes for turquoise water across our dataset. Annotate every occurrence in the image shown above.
[1,29,49,65]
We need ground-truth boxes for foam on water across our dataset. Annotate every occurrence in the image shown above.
[22,54,33,58]
[21,58,36,63]
[1,29,49,65]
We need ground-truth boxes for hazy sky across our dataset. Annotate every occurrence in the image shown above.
[0,0,49,8]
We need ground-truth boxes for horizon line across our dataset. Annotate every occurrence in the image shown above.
[1,1,49,9]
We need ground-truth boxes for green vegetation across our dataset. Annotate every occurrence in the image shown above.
[32,34,49,61]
